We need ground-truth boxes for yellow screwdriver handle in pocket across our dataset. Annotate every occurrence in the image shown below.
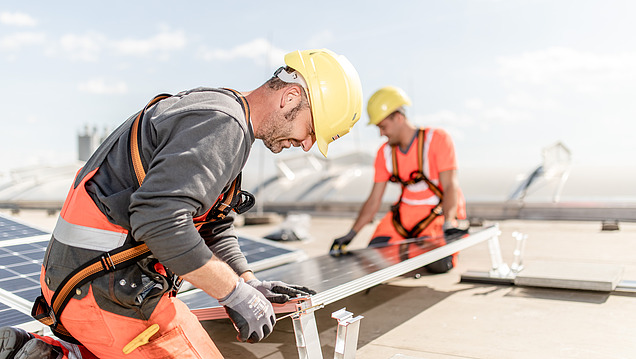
[123,324,160,355]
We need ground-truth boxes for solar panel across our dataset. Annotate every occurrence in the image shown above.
[182,226,500,320]
[0,212,303,329]
[0,214,50,330]
[0,300,34,327]
[0,216,48,241]
[0,240,47,303]
[237,234,305,272]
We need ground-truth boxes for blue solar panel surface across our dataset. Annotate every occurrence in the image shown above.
[0,215,49,328]
[0,213,298,328]
[237,236,294,263]
[0,240,48,303]
[0,302,34,327]
[0,216,48,241]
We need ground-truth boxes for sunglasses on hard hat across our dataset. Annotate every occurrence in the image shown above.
[273,66,308,91]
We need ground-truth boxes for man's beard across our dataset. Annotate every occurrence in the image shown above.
[259,101,305,153]
[387,136,400,146]
[260,114,296,153]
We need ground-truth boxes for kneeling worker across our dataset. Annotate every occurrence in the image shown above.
[330,86,467,273]
[0,48,362,359]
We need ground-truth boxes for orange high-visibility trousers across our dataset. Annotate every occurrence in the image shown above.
[369,204,457,267]
[39,268,223,359]
[29,332,97,359]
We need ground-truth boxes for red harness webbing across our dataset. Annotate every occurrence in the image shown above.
[389,129,444,238]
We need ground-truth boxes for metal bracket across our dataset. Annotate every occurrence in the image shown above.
[510,231,528,273]
[332,308,364,359]
[291,298,323,359]
[487,228,512,278]
[461,229,529,284]
[289,300,365,359]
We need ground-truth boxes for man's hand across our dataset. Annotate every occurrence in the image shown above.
[218,278,276,343]
[329,229,356,256]
[247,279,316,304]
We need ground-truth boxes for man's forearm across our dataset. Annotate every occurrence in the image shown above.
[442,188,458,223]
[181,256,239,299]
[439,170,459,223]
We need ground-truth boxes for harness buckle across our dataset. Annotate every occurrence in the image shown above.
[170,276,184,297]
[48,307,59,328]
[100,252,116,271]
[234,190,255,214]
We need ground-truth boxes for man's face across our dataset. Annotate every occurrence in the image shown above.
[376,113,401,146]
[260,94,316,154]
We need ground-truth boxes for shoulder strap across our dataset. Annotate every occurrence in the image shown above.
[222,88,251,127]
[416,128,425,173]
[389,129,434,187]
[194,89,255,226]
[130,93,172,187]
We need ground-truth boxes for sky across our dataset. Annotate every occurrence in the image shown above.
[1,0,635,177]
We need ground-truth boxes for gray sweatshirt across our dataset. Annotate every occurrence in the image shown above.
[82,87,254,275]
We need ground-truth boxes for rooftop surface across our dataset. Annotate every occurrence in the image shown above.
[4,210,636,358]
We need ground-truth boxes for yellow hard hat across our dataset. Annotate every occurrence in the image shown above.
[367,86,412,126]
[284,49,363,157]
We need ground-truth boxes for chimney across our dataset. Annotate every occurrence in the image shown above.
[77,125,101,161]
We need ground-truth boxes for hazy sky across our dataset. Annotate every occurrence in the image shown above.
[1,0,635,174]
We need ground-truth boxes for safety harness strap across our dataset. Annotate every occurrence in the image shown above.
[389,129,444,238]
[194,88,255,225]
[32,242,151,343]
[130,93,172,187]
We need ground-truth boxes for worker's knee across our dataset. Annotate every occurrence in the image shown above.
[425,255,454,274]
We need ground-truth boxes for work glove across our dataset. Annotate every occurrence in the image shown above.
[443,221,469,243]
[247,279,317,304]
[218,278,276,343]
[329,229,357,256]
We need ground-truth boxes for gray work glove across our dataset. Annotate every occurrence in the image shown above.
[443,220,470,243]
[329,229,357,256]
[218,278,276,343]
[247,279,317,304]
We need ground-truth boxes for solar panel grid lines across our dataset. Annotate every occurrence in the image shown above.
[237,235,306,272]
[0,301,33,327]
[0,214,50,329]
[0,214,49,241]
[0,212,305,329]
[0,240,48,303]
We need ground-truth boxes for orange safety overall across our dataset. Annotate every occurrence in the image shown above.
[33,91,253,359]
[369,129,466,265]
